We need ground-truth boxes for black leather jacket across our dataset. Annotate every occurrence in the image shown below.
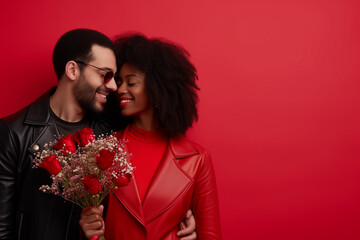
[0,88,112,240]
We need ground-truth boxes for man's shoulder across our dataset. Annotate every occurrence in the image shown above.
[0,106,31,151]
[0,88,54,130]
[1,104,31,128]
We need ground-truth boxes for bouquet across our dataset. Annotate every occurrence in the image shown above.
[33,127,133,215]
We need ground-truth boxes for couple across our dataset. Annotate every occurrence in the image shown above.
[0,29,221,239]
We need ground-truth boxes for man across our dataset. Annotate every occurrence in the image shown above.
[0,29,196,240]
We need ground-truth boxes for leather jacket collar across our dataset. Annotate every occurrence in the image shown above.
[24,88,55,126]
[24,87,108,126]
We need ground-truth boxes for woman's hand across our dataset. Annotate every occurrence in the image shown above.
[79,205,105,240]
[177,209,197,240]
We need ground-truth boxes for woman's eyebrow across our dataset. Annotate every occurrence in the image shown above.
[125,74,138,78]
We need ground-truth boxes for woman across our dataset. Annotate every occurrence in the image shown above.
[81,34,222,239]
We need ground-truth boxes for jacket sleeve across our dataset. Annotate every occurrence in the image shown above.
[0,120,18,239]
[191,149,222,239]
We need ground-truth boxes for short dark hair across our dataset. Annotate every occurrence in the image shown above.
[52,29,114,79]
[113,34,199,137]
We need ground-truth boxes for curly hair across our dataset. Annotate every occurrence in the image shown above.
[112,34,199,137]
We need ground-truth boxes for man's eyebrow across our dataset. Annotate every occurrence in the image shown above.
[101,67,115,72]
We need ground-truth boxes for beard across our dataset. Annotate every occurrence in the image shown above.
[73,76,106,114]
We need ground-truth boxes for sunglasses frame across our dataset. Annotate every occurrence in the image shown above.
[74,60,117,83]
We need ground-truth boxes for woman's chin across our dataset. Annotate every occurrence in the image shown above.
[120,110,134,117]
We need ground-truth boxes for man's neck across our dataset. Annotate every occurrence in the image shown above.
[50,85,86,123]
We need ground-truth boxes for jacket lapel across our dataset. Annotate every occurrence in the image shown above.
[24,88,59,154]
[112,175,145,225]
[142,136,199,223]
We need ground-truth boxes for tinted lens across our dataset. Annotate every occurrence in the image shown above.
[103,72,114,83]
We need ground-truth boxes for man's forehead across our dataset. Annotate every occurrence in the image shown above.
[90,44,115,57]
[89,44,116,69]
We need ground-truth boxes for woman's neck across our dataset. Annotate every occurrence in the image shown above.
[133,113,158,131]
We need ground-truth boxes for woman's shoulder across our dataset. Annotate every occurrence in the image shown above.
[189,140,207,154]
[169,135,210,159]
[170,136,216,181]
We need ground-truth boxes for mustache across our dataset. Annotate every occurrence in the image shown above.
[96,87,111,94]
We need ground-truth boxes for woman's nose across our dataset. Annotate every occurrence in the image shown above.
[116,83,128,94]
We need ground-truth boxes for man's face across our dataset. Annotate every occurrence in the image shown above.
[74,44,117,113]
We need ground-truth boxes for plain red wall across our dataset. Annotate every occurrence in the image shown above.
[1,1,360,239]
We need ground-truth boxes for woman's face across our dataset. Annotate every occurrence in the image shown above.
[116,63,152,119]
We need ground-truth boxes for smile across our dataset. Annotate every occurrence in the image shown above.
[96,92,108,103]
[119,98,133,107]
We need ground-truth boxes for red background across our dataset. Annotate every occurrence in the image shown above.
[1,1,360,239]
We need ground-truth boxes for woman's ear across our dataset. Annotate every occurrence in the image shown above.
[65,60,80,81]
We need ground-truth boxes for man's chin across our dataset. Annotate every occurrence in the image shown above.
[82,101,104,114]
[92,102,105,114]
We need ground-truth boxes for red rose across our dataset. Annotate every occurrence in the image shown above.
[53,134,76,155]
[95,149,115,170]
[72,128,95,147]
[39,154,62,175]
[82,174,101,195]
[113,173,131,187]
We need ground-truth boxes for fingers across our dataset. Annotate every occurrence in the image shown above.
[177,209,196,237]
[186,209,192,218]
[80,221,104,239]
[98,205,104,214]
[80,205,105,239]
[179,231,197,240]
[81,205,104,216]
[81,218,103,230]
[83,227,104,239]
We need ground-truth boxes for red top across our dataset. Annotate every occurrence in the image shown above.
[125,124,168,202]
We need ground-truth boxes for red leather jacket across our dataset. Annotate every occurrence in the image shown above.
[105,127,222,239]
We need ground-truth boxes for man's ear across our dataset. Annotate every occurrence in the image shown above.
[65,61,80,81]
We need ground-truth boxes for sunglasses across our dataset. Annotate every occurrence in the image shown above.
[75,60,117,83]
